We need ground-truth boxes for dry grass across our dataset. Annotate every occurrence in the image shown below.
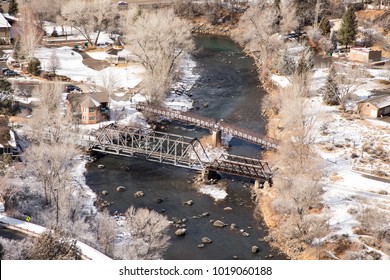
[356,9,385,21]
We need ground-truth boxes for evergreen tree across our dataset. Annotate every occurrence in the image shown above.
[338,7,358,48]
[319,17,331,36]
[8,0,18,16]
[322,65,339,105]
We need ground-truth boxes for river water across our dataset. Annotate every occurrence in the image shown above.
[85,36,285,260]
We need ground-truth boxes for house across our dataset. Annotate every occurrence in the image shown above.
[0,13,11,44]
[349,48,382,63]
[67,92,110,125]
[0,115,15,156]
[358,95,390,117]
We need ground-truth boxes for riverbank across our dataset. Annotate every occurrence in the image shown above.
[189,16,318,259]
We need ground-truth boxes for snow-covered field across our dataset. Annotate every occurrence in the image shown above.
[34,46,145,89]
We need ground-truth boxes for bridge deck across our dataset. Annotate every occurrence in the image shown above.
[135,103,279,150]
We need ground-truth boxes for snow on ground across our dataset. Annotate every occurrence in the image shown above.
[198,184,228,201]
[165,55,200,111]
[70,156,97,216]
[34,46,145,89]
[307,63,390,257]
[0,213,111,260]
[271,74,290,88]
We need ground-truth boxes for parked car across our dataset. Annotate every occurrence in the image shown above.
[4,70,19,76]
[65,84,82,92]
[1,68,10,74]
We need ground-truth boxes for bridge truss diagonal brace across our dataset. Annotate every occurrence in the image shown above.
[90,124,210,170]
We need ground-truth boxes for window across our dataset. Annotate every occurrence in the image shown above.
[89,116,95,120]
[89,108,95,112]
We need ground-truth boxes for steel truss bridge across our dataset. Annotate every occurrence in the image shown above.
[135,103,279,150]
[89,124,273,181]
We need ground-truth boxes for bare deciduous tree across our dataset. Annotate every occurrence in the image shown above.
[125,9,194,104]
[48,50,60,75]
[94,210,117,257]
[22,0,62,28]
[99,68,119,98]
[24,142,79,206]
[61,0,115,46]
[29,82,73,143]
[14,5,44,62]
[116,206,171,260]
[279,0,299,34]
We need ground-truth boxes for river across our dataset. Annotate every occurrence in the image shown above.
[85,36,285,260]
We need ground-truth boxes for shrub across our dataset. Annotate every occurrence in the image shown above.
[51,29,59,37]
[27,58,41,76]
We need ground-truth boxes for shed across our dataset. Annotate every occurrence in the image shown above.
[358,95,390,117]
[350,48,382,63]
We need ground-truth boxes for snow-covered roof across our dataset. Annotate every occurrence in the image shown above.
[359,95,390,109]
[0,13,11,28]
[2,13,17,22]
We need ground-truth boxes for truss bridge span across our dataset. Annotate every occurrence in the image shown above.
[88,124,273,182]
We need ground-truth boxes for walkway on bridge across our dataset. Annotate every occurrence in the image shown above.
[135,103,279,150]
[89,124,273,182]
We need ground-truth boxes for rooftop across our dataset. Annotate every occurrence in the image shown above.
[359,94,390,109]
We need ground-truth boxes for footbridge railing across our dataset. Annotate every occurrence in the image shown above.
[135,102,279,150]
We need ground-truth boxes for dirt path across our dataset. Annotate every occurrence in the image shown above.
[79,51,111,71]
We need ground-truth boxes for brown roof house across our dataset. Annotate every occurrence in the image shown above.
[66,92,110,125]
[358,95,390,118]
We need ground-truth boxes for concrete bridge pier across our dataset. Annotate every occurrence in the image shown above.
[201,168,219,182]
[211,129,222,147]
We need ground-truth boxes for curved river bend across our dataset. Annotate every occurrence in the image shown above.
[86,36,285,260]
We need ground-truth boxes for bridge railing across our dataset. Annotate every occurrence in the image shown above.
[135,102,279,149]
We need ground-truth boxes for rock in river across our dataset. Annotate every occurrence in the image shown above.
[101,190,109,196]
[116,186,126,192]
[182,200,193,206]
[252,246,259,253]
[202,237,212,244]
[175,228,186,236]
[213,220,226,228]
[97,164,105,169]
[134,191,145,197]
